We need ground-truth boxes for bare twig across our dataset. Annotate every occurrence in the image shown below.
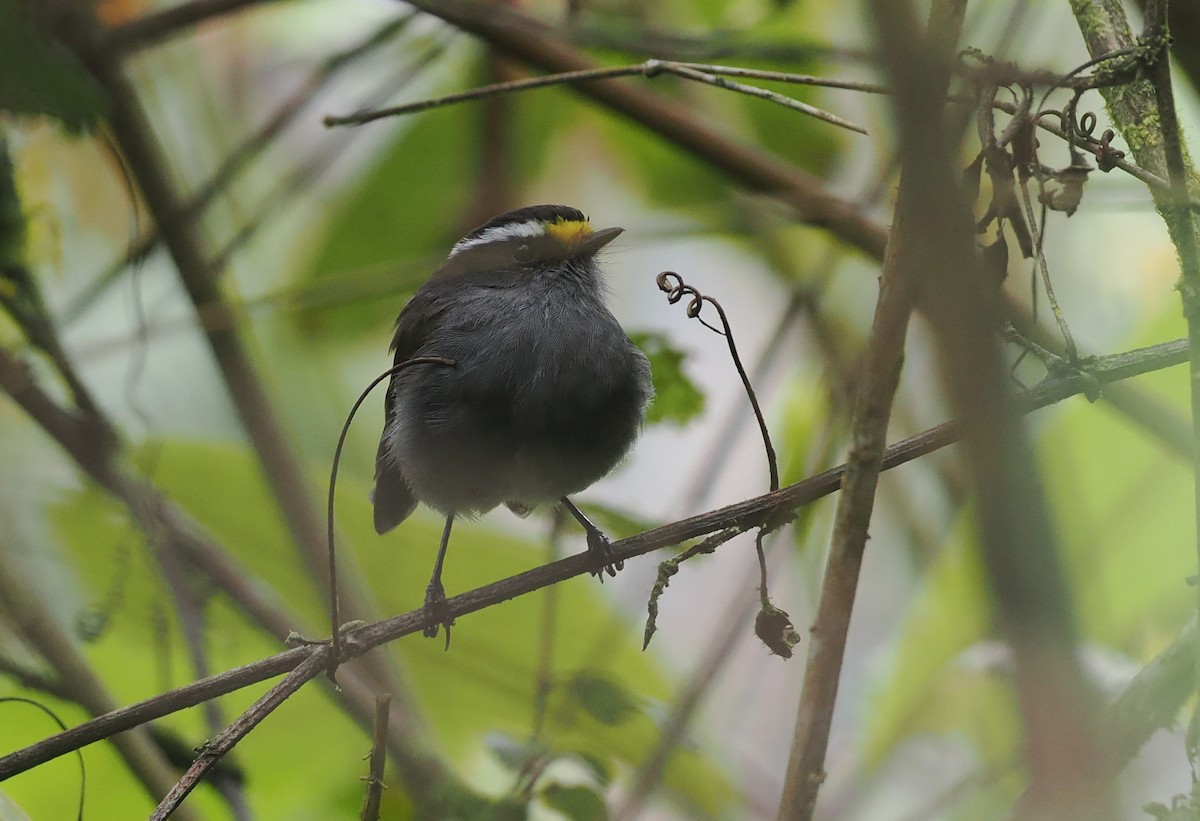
[150,650,329,819]
[0,698,85,821]
[360,694,392,821]
[53,5,425,744]
[393,0,890,259]
[656,272,778,492]
[326,58,867,134]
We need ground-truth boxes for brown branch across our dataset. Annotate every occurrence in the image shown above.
[0,335,1187,782]
[777,4,964,817]
[98,0,290,54]
[1144,0,1200,702]
[870,2,1113,817]
[395,0,888,259]
[150,650,330,819]
[360,694,392,821]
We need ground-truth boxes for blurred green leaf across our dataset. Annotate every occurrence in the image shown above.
[0,0,107,133]
[485,731,543,772]
[566,673,641,727]
[629,331,705,426]
[861,515,992,767]
[540,782,608,821]
[296,72,479,339]
[596,102,731,214]
[568,750,613,787]
[46,439,735,816]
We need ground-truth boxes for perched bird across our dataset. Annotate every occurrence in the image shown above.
[373,204,653,642]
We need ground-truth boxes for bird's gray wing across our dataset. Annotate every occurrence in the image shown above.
[372,288,445,534]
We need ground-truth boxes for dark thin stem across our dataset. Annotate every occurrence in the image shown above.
[56,5,421,732]
[656,271,779,492]
[0,699,84,821]
[326,356,455,665]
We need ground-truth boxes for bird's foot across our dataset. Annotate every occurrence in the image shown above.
[423,581,454,649]
[585,528,624,582]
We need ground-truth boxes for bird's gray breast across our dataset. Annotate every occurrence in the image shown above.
[387,280,651,515]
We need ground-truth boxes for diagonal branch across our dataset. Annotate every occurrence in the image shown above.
[394,0,888,259]
[777,3,965,817]
[99,0,290,54]
[0,335,1187,782]
[871,2,1113,817]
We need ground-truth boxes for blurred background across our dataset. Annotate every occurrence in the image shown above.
[1,0,1197,818]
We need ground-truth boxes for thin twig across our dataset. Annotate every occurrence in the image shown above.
[0,699,85,821]
[656,272,779,492]
[150,651,330,819]
[360,694,392,821]
[60,4,423,735]
[326,58,867,134]
[326,356,455,667]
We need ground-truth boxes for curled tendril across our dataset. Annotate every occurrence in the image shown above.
[648,272,792,653]
[655,270,779,494]
[656,271,725,335]
[1078,110,1098,138]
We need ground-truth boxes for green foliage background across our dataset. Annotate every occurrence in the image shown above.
[0,0,1197,819]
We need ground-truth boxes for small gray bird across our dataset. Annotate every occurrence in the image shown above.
[373,205,653,642]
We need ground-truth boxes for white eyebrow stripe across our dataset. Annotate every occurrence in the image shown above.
[449,219,546,256]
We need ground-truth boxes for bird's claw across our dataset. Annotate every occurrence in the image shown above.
[423,582,454,649]
[585,530,624,581]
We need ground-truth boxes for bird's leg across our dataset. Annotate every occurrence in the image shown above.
[424,514,456,648]
[560,497,623,580]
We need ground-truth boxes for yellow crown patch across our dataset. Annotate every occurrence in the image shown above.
[544,217,592,245]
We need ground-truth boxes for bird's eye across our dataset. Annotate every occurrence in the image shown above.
[514,244,533,263]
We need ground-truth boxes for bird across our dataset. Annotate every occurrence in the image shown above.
[372,204,653,644]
